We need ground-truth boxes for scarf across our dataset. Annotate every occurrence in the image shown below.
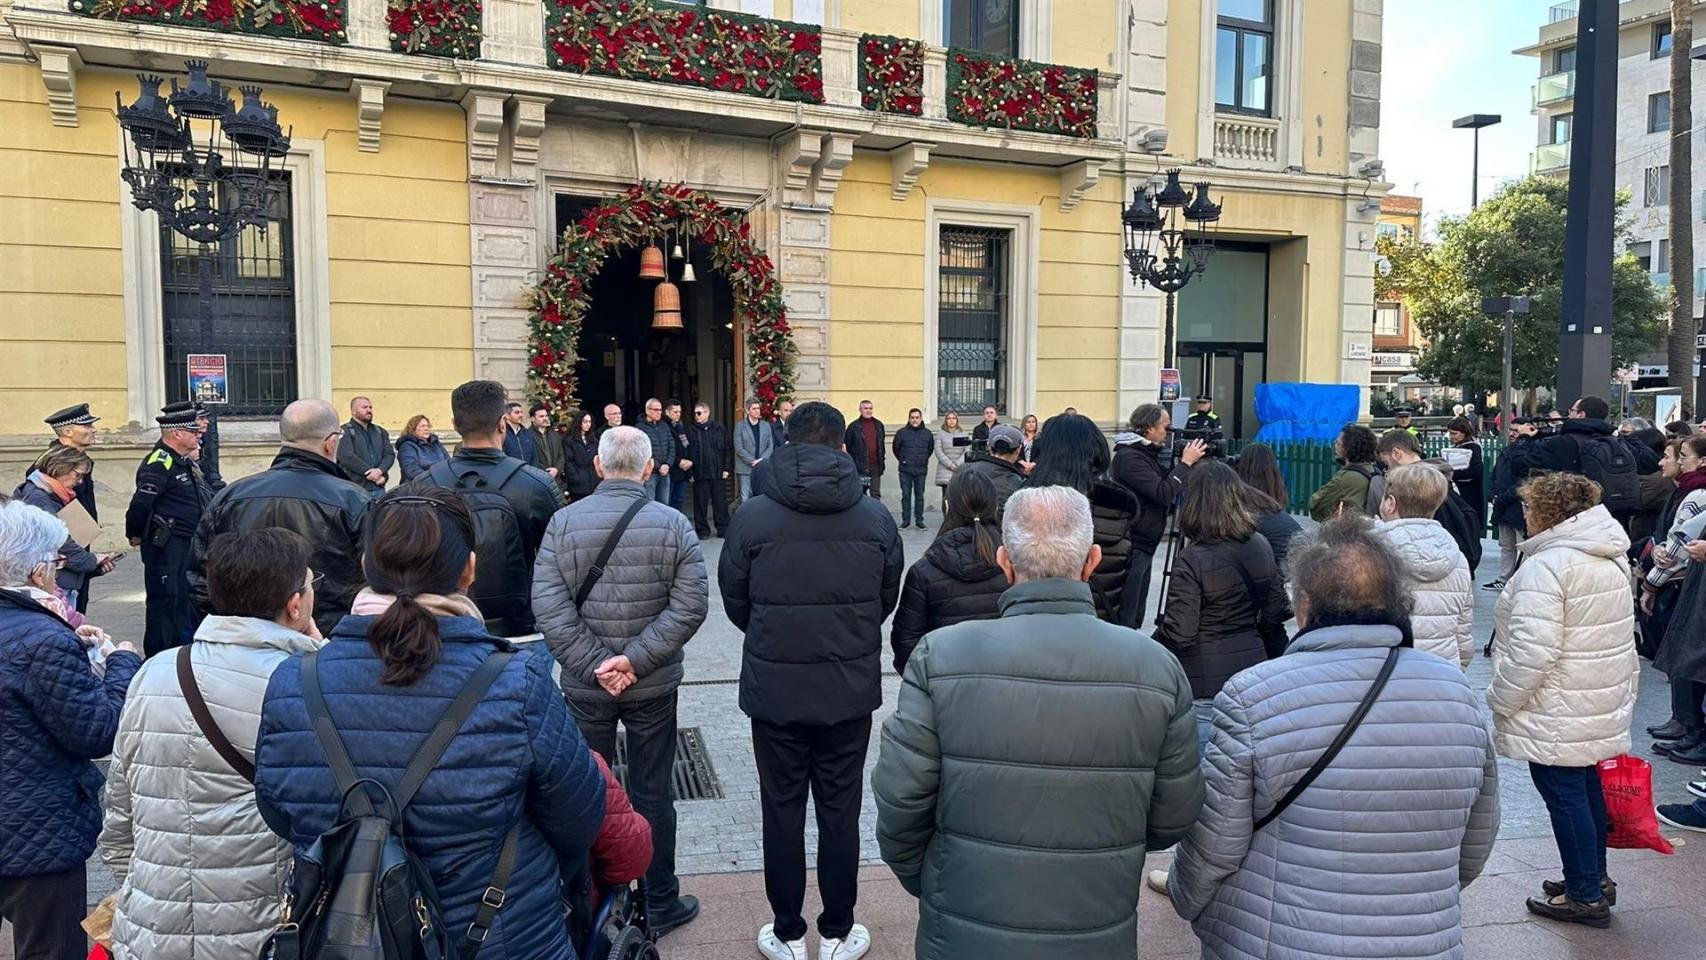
[27,470,74,505]
[350,587,484,621]
[1679,466,1706,497]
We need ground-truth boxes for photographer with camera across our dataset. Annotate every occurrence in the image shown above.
[958,424,1027,516]
[1111,403,1206,630]
[1510,396,1640,524]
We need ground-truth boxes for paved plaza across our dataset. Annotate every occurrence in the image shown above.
[7,513,1704,959]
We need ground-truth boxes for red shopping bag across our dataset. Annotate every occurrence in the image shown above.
[1599,754,1675,855]
[85,948,112,960]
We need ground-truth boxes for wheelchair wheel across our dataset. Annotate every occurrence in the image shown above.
[606,925,658,960]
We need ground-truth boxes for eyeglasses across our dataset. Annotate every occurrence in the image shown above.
[325,429,345,442]
[292,571,326,598]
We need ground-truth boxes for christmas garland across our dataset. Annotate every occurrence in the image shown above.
[858,34,924,115]
[71,0,346,42]
[388,0,479,56]
[947,48,1098,138]
[527,182,797,417]
[545,0,824,104]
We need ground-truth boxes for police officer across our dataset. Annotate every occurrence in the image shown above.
[37,403,101,522]
[125,401,213,656]
[1184,396,1220,434]
[1393,405,1420,437]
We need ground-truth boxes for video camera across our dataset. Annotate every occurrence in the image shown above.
[1513,416,1559,438]
[951,434,990,461]
[1167,425,1228,460]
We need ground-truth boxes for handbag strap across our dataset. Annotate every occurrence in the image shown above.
[574,497,650,608]
[1253,645,1401,833]
[176,645,256,784]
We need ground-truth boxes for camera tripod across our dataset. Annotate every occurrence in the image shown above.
[1152,504,1182,630]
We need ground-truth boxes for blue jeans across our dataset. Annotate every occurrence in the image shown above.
[647,474,670,502]
[1529,762,1609,903]
[739,473,755,502]
[1193,699,1216,751]
[669,475,689,511]
[898,472,926,525]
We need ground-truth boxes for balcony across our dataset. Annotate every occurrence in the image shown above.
[1549,1,1578,23]
[1534,141,1571,173]
[1536,70,1575,107]
[1212,114,1281,166]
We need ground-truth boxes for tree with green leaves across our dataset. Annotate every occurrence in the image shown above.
[1377,175,1667,409]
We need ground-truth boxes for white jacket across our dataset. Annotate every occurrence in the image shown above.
[1376,517,1474,667]
[1489,504,1638,767]
[100,616,324,960]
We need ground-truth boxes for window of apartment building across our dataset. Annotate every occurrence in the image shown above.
[1376,222,1399,241]
[1214,0,1273,116]
[1650,91,1672,134]
[937,226,1011,414]
[161,172,297,417]
[1645,165,1670,207]
[1654,20,1673,59]
[1555,45,1576,73]
[1551,113,1572,144]
[945,0,1018,57]
[1631,238,1670,271]
[1374,303,1403,337]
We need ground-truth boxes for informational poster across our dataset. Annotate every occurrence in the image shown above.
[187,354,228,404]
[1159,367,1181,403]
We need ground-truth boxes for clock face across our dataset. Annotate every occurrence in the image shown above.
[985,0,1011,24]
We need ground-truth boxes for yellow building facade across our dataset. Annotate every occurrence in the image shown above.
[0,0,1385,487]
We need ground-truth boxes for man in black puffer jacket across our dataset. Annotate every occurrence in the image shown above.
[890,408,936,529]
[720,401,904,960]
[187,399,370,636]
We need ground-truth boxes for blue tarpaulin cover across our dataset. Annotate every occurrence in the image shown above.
[1253,383,1361,443]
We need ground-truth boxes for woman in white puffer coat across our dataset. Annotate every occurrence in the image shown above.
[1490,472,1637,930]
[1375,463,1474,668]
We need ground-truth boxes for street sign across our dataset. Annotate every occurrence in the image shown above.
[187,354,228,404]
[1159,367,1181,403]
[1696,332,1706,349]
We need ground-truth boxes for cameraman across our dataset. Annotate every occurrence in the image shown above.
[1509,396,1640,521]
[1112,403,1206,630]
[1484,418,1535,590]
[958,424,1027,515]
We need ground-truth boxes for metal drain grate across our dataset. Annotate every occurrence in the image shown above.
[612,726,724,801]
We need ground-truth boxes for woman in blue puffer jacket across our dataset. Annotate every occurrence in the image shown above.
[255,487,605,959]
[396,414,450,482]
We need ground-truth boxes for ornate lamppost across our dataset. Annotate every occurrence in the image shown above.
[1121,169,1222,371]
[117,60,291,406]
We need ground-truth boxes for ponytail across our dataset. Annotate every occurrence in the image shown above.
[369,593,440,686]
[969,517,999,568]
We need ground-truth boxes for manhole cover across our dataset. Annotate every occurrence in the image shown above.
[612,726,724,801]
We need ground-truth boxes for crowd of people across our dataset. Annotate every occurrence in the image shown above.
[1,384,1703,960]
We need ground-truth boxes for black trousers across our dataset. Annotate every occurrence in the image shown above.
[141,535,195,658]
[570,691,680,909]
[0,866,86,960]
[751,715,872,942]
[1117,547,1155,630]
[693,475,730,536]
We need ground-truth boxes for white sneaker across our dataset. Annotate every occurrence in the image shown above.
[758,924,807,960]
[1146,869,1171,896]
[818,924,870,960]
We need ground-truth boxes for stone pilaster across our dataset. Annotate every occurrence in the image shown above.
[469,182,539,396]
[773,206,831,395]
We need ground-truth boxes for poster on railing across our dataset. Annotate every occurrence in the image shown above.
[188,354,228,405]
[1159,367,1181,403]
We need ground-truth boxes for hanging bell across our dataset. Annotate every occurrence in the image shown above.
[652,280,683,329]
[671,240,685,259]
[638,244,666,280]
[680,262,697,283]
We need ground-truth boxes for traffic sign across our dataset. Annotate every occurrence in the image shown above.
[1696,332,1706,349]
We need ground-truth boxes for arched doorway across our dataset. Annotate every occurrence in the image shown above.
[526,182,797,426]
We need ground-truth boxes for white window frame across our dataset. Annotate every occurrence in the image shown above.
[1197,0,1304,170]
[120,137,331,436]
[923,199,1037,423]
[1373,302,1402,337]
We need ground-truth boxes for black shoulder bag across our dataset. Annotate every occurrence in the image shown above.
[1253,645,1401,832]
[177,645,255,783]
[574,497,650,607]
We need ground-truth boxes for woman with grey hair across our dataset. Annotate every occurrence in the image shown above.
[0,499,142,960]
[1166,515,1499,960]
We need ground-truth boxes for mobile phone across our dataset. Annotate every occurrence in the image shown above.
[107,552,127,563]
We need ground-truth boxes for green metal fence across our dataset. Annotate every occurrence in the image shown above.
[1225,435,1506,534]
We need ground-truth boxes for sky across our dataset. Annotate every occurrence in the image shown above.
[1381,0,1558,233]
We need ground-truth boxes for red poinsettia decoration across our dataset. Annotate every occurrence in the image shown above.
[75,0,347,42]
[526,181,798,419]
[387,0,479,56]
[947,49,1099,139]
[546,0,823,105]
[859,34,924,115]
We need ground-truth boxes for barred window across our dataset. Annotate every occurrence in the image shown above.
[161,172,296,417]
[1645,165,1669,207]
[937,226,1010,415]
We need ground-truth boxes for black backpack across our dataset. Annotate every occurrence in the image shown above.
[1574,434,1641,517]
[260,649,520,960]
[426,460,531,634]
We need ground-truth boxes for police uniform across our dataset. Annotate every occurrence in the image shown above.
[1393,409,1420,437]
[125,402,212,656]
[1184,407,1220,433]
[37,404,101,522]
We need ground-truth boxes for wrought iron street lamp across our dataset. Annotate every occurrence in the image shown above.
[1122,168,1222,372]
[116,60,291,411]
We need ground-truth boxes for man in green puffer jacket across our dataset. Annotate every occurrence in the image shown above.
[873,485,1204,960]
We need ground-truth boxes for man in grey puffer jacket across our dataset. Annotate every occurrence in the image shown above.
[532,425,708,935]
[1167,515,1499,960]
[874,485,1204,959]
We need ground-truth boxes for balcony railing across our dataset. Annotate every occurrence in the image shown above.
[1549,1,1578,23]
[1213,114,1280,164]
[1534,141,1571,173]
[1536,70,1575,106]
